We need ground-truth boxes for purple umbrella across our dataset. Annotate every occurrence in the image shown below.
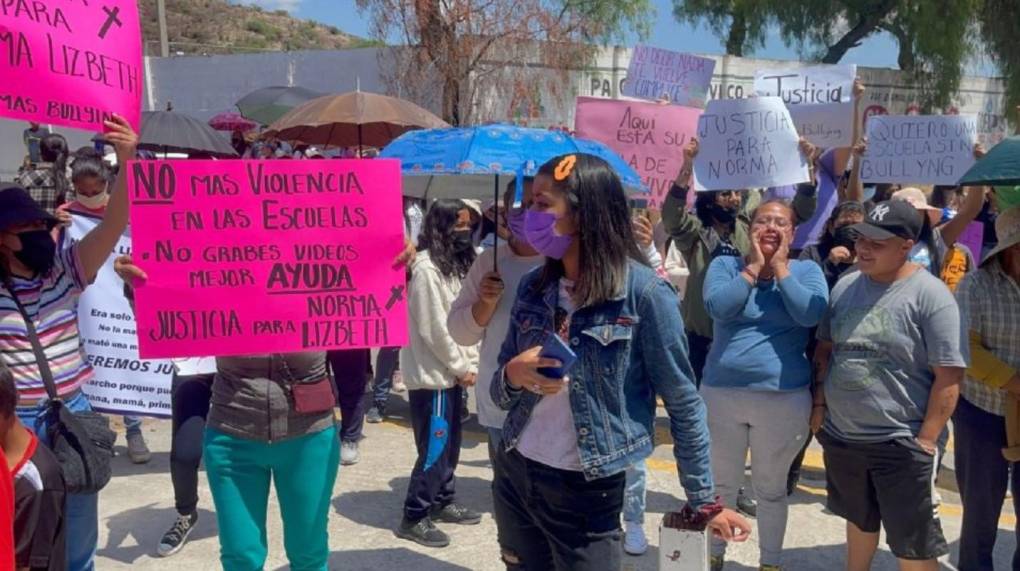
[208,112,257,132]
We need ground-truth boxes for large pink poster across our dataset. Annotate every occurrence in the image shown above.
[574,97,701,207]
[0,0,143,131]
[128,160,408,359]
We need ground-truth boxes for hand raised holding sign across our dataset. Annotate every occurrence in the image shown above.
[77,115,138,284]
[853,79,866,101]
[674,138,699,187]
[104,114,139,164]
[799,137,821,185]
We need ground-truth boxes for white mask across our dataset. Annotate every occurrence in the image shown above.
[77,192,108,209]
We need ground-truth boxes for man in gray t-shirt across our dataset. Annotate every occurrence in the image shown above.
[818,268,968,443]
[812,199,967,568]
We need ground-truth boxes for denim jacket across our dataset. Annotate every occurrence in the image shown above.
[491,260,715,507]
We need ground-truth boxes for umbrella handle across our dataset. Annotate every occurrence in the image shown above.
[493,174,499,274]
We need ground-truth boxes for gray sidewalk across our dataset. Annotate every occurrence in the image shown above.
[95,396,1016,570]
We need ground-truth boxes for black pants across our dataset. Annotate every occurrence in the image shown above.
[493,447,625,570]
[403,387,462,522]
[372,347,401,409]
[170,373,214,516]
[686,331,712,387]
[954,397,1020,571]
[328,349,372,443]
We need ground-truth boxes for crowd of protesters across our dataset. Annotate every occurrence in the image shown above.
[0,80,1018,571]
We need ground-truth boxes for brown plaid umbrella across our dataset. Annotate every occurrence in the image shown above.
[264,91,448,152]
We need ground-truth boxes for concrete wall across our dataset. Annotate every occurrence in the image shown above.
[2,46,1011,181]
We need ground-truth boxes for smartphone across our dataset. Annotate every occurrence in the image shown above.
[630,197,650,221]
[538,334,578,379]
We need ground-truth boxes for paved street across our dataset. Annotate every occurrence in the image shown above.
[96,394,1016,570]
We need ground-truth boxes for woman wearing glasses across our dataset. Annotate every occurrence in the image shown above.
[701,200,829,571]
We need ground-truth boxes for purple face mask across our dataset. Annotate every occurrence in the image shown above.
[506,208,527,241]
[524,209,573,259]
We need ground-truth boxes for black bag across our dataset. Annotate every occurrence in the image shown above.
[7,283,115,494]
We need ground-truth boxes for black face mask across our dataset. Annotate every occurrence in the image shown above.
[832,225,857,251]
[13,229,56,275]
[452,230,474,252]
[709,203,738,225]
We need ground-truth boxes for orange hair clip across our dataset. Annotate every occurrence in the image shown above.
[554,155,577,181]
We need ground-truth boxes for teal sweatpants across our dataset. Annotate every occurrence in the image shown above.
[204,426,340,571]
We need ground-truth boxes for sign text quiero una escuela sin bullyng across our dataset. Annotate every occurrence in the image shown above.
[861,115,978,185]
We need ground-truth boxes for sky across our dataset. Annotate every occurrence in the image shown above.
[234,0,998,76]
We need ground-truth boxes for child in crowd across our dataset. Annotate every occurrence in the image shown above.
[0,363,65,571]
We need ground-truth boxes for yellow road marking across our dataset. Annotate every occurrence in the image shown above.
[376,415,1002,524]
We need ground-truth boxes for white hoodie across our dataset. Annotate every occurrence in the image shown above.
[400,250,480,391]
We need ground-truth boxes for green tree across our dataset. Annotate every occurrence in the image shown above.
[978,0,1020,115]
[356,0,653,125]
[672,0,773,56]
[672,0,997,112]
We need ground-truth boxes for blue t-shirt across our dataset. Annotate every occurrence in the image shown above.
[702,257,829,391]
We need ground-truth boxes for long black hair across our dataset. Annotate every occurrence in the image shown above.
[695,191,724,226]
[71,157,111,188]
[40,134,69,201]
[417,199,475,280]
[533,153,648,308]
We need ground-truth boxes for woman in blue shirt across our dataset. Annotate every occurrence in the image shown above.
[702,200,829,571]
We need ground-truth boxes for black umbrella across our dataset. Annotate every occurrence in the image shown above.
[236,86,324,126]
[139,111,238,157]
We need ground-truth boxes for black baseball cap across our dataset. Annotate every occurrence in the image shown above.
[850,200,923,242]
[0,184,58,232]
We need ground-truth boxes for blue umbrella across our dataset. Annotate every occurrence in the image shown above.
[379,124,648,199]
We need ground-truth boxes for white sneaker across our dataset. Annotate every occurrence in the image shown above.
[392,371,407,393]
[624,521,648,556]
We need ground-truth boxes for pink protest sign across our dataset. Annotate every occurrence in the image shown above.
[574,97,701,208]
[0,1,142,131]
[128,159,408,359]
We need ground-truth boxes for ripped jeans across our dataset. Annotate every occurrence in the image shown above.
[492,447,624,570]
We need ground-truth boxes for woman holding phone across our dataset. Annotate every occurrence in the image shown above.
[490,153,750,569]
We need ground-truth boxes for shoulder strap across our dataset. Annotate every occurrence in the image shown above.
[3,281,59,401]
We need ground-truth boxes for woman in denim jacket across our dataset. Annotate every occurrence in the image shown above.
[490,153,750,570]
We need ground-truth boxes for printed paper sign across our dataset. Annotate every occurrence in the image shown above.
[128,159,409,359]
[693,97,809,191]
[788,102,854,148]
[755,64,856,149]
[64,214,173,417]
[754,64,857,104]
[0,0,143,131]
[622,45,716,108]
[574,97,700,207]
[861,115,978,184]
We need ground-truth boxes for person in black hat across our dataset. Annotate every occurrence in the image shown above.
[0,114,137,571]
[809,199,968,571]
